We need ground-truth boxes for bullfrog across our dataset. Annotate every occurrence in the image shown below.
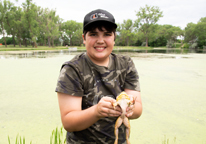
[113,91,134,144]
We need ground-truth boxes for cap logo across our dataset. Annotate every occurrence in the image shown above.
[90,13,98,20]
[90,13,109,20]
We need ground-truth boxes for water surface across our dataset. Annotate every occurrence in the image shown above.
[0,51,205,143]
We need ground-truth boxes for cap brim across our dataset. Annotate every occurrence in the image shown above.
[83,20,117,32]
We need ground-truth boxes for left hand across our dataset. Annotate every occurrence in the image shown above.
[126,94,137,117]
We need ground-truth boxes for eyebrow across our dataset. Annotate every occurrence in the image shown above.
[89,30,112,34]
[89,31,98,33]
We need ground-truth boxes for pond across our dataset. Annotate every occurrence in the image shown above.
[0,50,206,144]
[0,47,205,59]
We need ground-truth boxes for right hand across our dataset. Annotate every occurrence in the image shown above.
[95,96,122,118]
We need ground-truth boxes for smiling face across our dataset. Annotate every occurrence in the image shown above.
[82,23,116,67]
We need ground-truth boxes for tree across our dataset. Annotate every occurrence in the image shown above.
[4,1,17,46]
[14,7,24,47]
[117,19,136,46]
[22,0,39,47]
[61,20,82,46]
[196,17,206,48]
[0,0,9,47]
[45,9,61,47]
[135,5,163,47]
[71,27,83,46]
[157,24,183,47]
[184,22,197,43]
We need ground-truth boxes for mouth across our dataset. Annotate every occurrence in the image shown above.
[94,46,106,52]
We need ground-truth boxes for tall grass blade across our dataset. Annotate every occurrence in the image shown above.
[15,134,19,144]
[20,136,22,144]
[8,136,11,144]
[23,137,25,144]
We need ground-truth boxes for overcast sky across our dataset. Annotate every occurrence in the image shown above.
[4,0,206,30]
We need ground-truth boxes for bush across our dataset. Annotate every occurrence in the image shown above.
[149,36,167,47]
[0,37,17,45]
[174,43,182,48]
[182,43,190,48]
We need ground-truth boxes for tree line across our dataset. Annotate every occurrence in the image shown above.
[0,0,206,49]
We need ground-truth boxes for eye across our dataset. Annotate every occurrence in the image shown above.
[105,33,112,36]
[89,33,97,36]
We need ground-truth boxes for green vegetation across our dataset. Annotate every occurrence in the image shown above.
[8,127,66,144]
[134,5,163,47]
[8,134,31,144]
[0,0,205,49]
[0,45,83,51]
[184,17,206,49]
[50,127,66,144]
[162,135,176,144]
[0,45,154,51]
[8,127,179,144]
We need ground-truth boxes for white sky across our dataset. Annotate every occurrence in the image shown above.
[2,0,206,31]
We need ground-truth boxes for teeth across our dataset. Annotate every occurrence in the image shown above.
[96,48,104,50]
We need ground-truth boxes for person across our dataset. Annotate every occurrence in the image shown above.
[55,9,142,144]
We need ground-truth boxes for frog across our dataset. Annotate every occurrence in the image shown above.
[112,91,134,144]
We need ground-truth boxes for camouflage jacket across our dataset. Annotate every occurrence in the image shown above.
[56,52,140,144]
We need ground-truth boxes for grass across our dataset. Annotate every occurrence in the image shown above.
[50,127,66,144]
[0,45,83,51]
[7,127,185,144]
[162,135,177,144]
[8,134,31,144]
[0,43,187,52]
[0,45,153,52]
[8,126,66,144]
[8,128,179,144]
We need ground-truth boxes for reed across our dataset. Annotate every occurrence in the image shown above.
[8,127,183,144]
[8,126,66,144]
[8,134,31,144]
[50,126,66,144]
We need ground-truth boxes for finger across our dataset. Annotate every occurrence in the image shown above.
[102,106,122,116]
[101,111,121,117]
[99,97,114,107]
[126,111,133,117]
[126,104,134,113]
[109,108,122,116]
[102,96,116,102]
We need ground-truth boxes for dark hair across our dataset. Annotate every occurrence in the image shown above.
[83,21,116,40]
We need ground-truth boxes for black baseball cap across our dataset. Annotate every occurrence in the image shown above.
[83,9,117,32]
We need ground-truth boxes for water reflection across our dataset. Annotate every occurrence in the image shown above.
[0,48,205,59]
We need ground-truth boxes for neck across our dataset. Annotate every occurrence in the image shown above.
[87,54,110,67]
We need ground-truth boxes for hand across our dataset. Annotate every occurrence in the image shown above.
[126,94,137,117]
[95,96,122,118]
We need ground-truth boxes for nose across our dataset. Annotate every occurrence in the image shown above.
[96,35,104,44]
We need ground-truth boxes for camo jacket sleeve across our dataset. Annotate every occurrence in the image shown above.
[55,53,85,96]
[124,56,140,92]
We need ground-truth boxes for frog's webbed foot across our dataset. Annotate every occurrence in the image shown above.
[128,95,136,106]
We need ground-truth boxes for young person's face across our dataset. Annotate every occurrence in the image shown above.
[82,27,115,66]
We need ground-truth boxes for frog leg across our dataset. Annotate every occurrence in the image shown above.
[114,116,123,144]
[123,117,131,144]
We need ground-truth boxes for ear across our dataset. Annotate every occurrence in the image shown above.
[82,34,86,45]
